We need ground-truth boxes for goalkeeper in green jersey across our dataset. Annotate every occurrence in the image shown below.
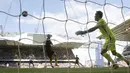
[75,11,129,69]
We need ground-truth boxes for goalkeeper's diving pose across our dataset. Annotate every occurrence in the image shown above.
[75,11,129,69]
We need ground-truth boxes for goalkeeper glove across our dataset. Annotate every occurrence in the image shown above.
[75,30,87,35]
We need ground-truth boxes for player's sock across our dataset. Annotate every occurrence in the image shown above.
[55,64,59,66]
[78,64,80,68]
[102,53,115,64]
[116,53,129,66]
[51,65,54,68]
[112,64,119,69]
[50,58,54,68]
[124,59,129,66]
[74,64,76,68]
[55,56,59,66]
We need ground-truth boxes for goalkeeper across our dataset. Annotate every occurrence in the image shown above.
[44,34,59,68]
[75,11,129,69]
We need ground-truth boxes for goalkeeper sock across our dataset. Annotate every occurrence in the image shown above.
[116,53,129,65]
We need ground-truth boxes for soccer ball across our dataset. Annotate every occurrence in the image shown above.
[22,11,28,17]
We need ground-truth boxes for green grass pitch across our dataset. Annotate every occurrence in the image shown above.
[0,67,129,73]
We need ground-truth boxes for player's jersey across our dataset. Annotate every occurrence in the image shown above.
[97,19,115,39]
[45,38,53,52]
[45,39,52,47]
[75,57,79,63]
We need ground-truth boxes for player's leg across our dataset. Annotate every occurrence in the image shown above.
[17,62,20,68]
[46,47,54,68]
[47,51,54,68]
[111,50,129,66]
[53,52,59,66]
[109,39,129,66]
[108,40,120,69]
[74,61,79,68]
[108,61,110,67]
[101,50,119,69]
[32,61,34,67]
[101,39,115,65]
[49,56,54,68]
[30,60,34,67]
[77,62,80,68]
[74,63,76,68]
[74,60,77,68]
[101,50,114,64]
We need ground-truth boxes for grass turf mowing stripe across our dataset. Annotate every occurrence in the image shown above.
[0,67,129,73]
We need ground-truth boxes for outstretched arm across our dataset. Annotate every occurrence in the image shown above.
[84,25,99,33]
[75,24,101,35]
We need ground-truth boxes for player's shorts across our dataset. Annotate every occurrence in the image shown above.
[102,37,116,51]
[45,47,54,58]
[29,60,33,64]
[75,61,79,64]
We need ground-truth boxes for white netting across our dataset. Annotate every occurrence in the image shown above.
[0,0,130,73]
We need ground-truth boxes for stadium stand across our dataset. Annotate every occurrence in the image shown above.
[0,43,83,68]
[0,32,85,68]
[122,45,130,59]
